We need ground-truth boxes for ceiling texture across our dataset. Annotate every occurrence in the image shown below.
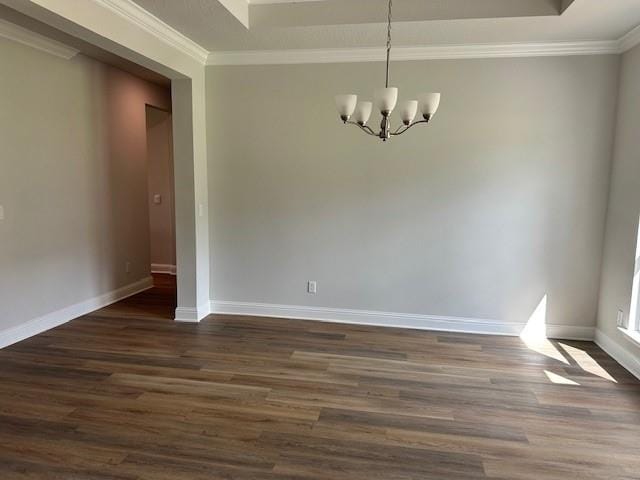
[129,0,640,52]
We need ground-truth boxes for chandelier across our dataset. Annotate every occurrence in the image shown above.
[334,0,441,141]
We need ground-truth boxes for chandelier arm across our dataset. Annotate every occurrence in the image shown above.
[346,121,379,136]
[362,125,378,136]
[392,124,408,135]
[390,119,429,136]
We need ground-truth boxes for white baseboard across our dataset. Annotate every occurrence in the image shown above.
[174,307,199,323]
[151,263,176,275]
[0,276,154,349]
[594,329,640,381]
[209,300,594,340]
[174,302,210,323]
[546,325,595,341]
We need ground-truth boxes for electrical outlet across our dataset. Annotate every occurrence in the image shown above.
[616,309,625,328]
[307,281,317,294]
[125,261,131,274]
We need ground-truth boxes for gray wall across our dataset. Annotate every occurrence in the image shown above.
[0,37,170,332]
[597,44,640,358]
[207,55,619,328]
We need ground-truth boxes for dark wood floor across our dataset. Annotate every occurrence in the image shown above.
[1,275,640,479]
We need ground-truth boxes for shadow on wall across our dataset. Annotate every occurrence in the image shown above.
[83,63,172,296]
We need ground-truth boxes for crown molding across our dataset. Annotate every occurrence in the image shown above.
[93,0,209,65]
[0,19,78,59]
[619,24,640,53]
[6,0,638,68]
[207,40,621,66]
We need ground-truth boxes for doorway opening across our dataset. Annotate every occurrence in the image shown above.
[145,105,177,298]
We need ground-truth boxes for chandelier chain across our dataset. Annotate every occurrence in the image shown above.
[385,0,392,88]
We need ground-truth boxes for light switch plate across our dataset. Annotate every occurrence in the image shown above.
[0,205,4,221]
[153,194,162,204]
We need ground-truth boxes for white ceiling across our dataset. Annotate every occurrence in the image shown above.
[129,0,640,52]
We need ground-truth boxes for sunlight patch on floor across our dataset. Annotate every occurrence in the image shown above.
[544,370,580,385]
[559,343,617,383]
[523,338,569,364]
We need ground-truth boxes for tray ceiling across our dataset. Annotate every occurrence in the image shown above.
[128,0,640,52]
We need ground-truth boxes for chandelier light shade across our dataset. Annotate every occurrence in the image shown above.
[374,87,398,115]
[354,101,373,125]
[334,0,440,141]
[335,94,358,121]
[419,93,441,117]
[399,100,418,125]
